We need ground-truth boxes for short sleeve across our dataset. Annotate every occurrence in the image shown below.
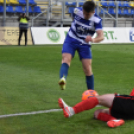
[94,20,102,31]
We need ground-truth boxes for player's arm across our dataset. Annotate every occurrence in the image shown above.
[92,30,104,43]
[85,30,104,43]
[85,19,104,43]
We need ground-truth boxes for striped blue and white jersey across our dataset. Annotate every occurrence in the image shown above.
[68,7,102,45]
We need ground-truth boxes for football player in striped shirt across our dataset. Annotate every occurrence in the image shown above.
[59,1,104,90]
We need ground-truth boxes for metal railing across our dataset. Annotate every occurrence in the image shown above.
[2,0,134,27]
[31,0,120,27]
[2,0,30,26]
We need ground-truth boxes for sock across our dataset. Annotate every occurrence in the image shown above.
[130,88,134,96]
[97,112,116,122]
[73,97,99,114]
[86,75,94,90]
[59,63,69,79]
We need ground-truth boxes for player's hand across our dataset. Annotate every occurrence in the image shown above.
[85,36,94,43]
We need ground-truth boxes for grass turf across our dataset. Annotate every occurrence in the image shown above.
[0,44,134,134]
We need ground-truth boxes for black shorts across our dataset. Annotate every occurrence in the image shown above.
[110,95,134,120]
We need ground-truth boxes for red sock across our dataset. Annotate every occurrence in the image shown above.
[130,88,134,96]
[97,112,116,122]
[73,97,99,114]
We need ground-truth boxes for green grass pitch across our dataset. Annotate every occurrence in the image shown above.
[0,44,134,134]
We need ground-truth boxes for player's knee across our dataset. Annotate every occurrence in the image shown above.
[83,68,92,76]
[94,109,102,119]
[62,57,71,66]
[96,96,104,104]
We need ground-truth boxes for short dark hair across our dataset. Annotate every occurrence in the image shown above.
[83,1,95,13]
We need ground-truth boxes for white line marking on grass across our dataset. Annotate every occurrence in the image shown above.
[0,105,102,119]
[0,109,62,119]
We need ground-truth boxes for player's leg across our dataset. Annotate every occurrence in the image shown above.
[94,109,115,122]
[58,94,115,118]
[82,59,94,90]
[94,109,125,128]
[94,109,110,119]
[59,37,76,90]
[77,45,94,90]
[60,53,72,78]
[59,53,72,90]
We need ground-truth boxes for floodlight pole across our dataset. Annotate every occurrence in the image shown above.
[26,0,29,17]
[2,0,6,26]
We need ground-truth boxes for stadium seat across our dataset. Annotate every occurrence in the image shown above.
[65,2,76,7]
[18,0,26,5]
[25,6,33,13]
[124,1,131,7]
[15,6,24,13]
[6,6,14,13]
[94,0,102,6]
[101,1,108,7]
[118,8,123,16]
[79,2,84,6]
[9,0,19,5]
[130,2,134,7]
[33,6,41,13]
[108,8,115,15]
[68,7,75,14]
[0,0,9,4]
[108,1,115,7]
[122,8,130,16]
[118,1,125,8]
[0,5,3,13]
[99,8,107,15]
[29,0,36,5]
[130,8,134,16]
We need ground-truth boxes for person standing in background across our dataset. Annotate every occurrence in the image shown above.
[18,12,29,46]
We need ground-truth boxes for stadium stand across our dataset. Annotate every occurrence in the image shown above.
[14,6,24,13]
[29,0,36,5]
[6,5,14,13]
[0,0,134,27]
[18,0,26,5]
[25,6,33,13]
[0,5,3,13]
[79,1,84,6]
[9,0,19,5]
[0,0,9,4]
[33,6,41,13]
[101,1,108,7]
[108,8,115,15]
[65,2,76,15]
[108,1,115,7]
[65,2,76,6]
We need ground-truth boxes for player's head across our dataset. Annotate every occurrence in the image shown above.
[83,1,95,20]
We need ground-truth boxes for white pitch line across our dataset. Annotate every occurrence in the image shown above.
[0,105,102,119]
[0,109,62,119]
